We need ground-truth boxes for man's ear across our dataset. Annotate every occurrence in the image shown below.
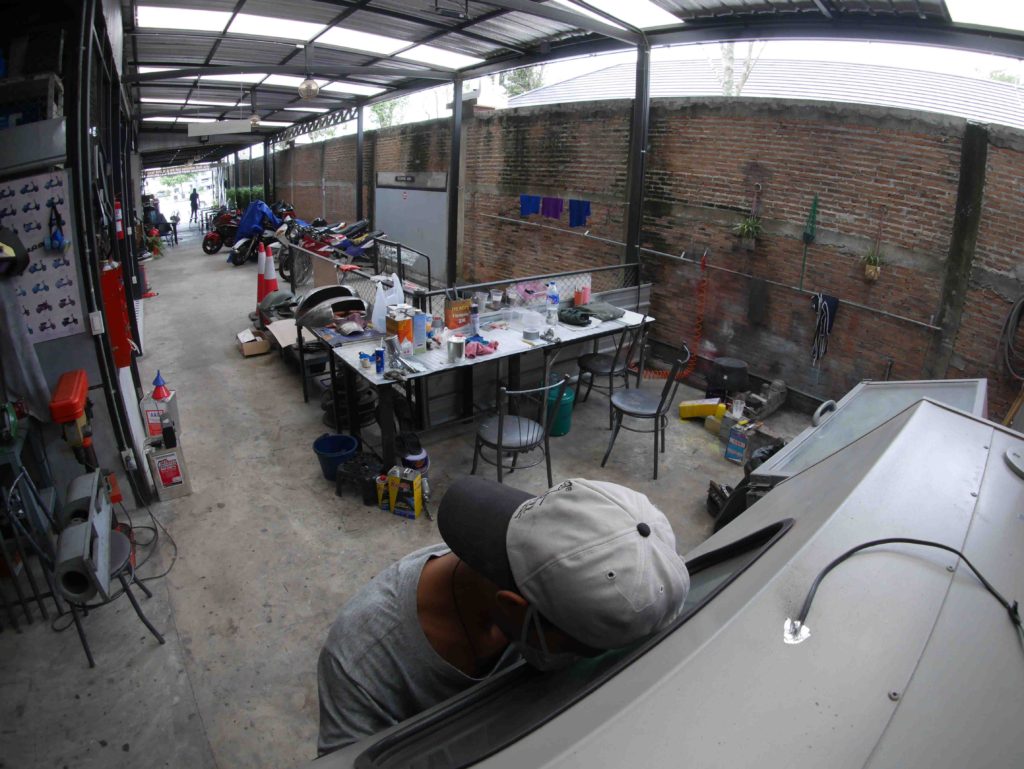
[494,590,529,627]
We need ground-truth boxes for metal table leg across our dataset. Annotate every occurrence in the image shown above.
[344,364,360,441]
[298,326,308,403]
[378,385,397,467]
[329,349,342,431]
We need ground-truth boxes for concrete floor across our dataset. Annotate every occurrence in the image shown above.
[0,227,807,769]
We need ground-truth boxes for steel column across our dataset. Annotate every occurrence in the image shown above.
[262,139,270,202]
[356,105,364,221]
[446,77,463,287]
[625,43,651,264]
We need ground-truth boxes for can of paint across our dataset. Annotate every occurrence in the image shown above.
[374,347,385,374]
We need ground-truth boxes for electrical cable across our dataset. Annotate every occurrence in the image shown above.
[998,294,1024,382]
[793,538,1021,637]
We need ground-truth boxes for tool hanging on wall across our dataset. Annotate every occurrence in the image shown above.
[798,194,818,292]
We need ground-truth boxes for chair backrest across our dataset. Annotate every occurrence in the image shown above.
[656,343,692,415]
[497,374,571,442]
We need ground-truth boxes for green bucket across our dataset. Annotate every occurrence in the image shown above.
[546,385,575,437]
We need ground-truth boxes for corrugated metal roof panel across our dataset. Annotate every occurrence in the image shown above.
[210,40,297,67]
[130,0,239,11]
[135,38,216,65]
[508,58,1024,132]
[242,0,341,24]
[655,0,948,19]
[340,9,443,43]
[471,10,585,45]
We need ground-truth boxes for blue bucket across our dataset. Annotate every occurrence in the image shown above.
[313,433,359,481]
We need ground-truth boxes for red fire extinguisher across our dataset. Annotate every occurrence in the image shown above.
[114,197,124,240]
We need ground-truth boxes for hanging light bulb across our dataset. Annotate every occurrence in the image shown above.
[298,43,319,100]
[298,78,319,100]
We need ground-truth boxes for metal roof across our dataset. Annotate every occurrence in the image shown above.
[124,1,1024,168]
[508,57,1024,132]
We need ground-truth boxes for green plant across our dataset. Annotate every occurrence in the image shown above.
[733,215,763,240]
[861,247,884,266]
[145,233,162,255]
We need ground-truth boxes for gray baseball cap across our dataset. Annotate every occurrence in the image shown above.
[438,477,689,650]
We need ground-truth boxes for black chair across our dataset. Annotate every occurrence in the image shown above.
[573,320,648,428]
[471,375,570,487]
[601,344,690,480]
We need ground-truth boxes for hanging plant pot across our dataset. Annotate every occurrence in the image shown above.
[864,263,881,282]
[740,237,757,252]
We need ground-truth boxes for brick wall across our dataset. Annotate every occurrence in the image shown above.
[948,134,1024,418]
[272,100,1024,420]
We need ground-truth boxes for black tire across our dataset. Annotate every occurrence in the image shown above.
[229,241,251,266]
[202,235,222,254]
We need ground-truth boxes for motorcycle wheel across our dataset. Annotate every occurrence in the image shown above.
[229,242,251,266]
[202,233,222,254]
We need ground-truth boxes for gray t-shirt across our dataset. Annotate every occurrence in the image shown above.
[317,544,512,755]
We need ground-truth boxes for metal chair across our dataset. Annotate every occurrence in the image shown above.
[471,374,571,487]
[573,321,648,428]
[601,344,691,480]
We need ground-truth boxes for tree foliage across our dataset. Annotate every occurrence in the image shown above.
[160,172,198,188]
[370,97,407,128]
[712,42,766,97]
[499,66,544,97]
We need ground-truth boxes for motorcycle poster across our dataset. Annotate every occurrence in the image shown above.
[2,170,84,343]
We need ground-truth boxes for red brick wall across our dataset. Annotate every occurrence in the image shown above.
[948,138,1024,418]
[462,102,628,282]
[272,100,1024,419]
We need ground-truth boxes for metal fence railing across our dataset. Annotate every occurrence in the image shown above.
[374,238,437,293]
[411,262,641,318]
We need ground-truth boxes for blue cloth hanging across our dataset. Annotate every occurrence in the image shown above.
[568,199,591,227]
[519,194,541,217]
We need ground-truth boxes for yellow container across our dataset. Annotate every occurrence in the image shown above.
[679,398,724,420]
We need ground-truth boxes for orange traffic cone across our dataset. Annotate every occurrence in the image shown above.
[264,244,279,296]
[256,242,267,305]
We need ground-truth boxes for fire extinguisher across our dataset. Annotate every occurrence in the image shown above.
[114,197,124,240]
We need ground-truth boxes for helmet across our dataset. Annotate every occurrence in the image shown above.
[311,217,328,228]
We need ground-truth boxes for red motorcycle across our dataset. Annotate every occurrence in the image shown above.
[201,208,240,254]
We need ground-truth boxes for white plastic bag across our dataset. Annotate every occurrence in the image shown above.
[371,281,387,330]
[387,272,405,306]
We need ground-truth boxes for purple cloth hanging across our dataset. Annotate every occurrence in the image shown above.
[540,197,564,220]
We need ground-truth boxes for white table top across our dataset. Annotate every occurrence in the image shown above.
[335,309,651,386]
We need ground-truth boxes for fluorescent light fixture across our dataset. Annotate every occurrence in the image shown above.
[262,74,326,89]
[396,45,483,69]
[199,72,267,84]
[140,97,239,107]
[136,6,231,32]
[228,13,325,41]
[256,121,293,127]
[137,66,173,74]
[317,27,409,55]
[945,0,1024,33]
[284,107,330,113]
[321,81,386,96]
[557,0,677,29]
[143,117,216,123]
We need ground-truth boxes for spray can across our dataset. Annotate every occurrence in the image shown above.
[375,347,385,374]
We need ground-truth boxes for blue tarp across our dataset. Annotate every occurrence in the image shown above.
[237,200,282,239]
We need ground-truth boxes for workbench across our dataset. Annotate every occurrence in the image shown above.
[332,309,652,465]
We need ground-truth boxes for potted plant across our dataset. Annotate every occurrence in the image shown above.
[733,215,763,251]
[862,247,883,282]
[146,229,162,257]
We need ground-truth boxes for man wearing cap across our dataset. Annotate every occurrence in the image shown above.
[316,476,689,756]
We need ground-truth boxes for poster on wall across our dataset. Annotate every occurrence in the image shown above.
[3,169,84,343]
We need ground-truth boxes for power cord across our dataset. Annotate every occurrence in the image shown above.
[790,538,1021,644]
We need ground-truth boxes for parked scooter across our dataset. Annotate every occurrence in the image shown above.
[227,200,285,266]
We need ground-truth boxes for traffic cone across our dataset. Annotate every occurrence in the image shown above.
[256,242,267,304]
[264,244,279,296]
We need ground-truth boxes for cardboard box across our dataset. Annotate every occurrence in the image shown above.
[412,312,428,354]
[376,475,391,511]
[388,467,422,519]
[236,328,271,357]
[386,314,413,344]
[725,425,752,464]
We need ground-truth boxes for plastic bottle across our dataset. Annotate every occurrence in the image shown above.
[547,281,559,307]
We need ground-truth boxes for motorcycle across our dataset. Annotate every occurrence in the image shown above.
[227,200,287,267]
[201,207,241,255]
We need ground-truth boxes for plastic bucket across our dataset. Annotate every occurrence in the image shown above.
[546,387,575,437]
[313,433,359,481]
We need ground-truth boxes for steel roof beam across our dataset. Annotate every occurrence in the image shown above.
[126,64,452,83]
[479,0,643,45]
